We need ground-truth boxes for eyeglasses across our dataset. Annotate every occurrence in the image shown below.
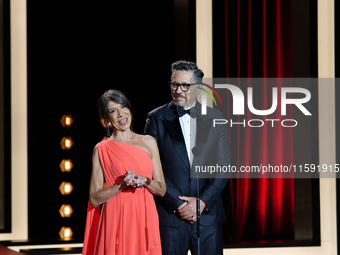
[168,82,198,92]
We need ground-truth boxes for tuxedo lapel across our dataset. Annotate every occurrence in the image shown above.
[162,102,190,170]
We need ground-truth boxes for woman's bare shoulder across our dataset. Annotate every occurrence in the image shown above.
[140,134,156,146]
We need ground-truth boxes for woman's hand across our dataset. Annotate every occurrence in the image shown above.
[123,169,147,188]
[90,145,127,208]
[122,135,167,197]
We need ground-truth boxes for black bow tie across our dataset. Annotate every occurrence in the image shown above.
[177,107,190,117]
[176,107,197,118]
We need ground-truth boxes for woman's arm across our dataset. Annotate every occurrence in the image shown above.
[124,136,166,197]
[89,145,127,208]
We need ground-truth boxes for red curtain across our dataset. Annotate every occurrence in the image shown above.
[223,0,295,243]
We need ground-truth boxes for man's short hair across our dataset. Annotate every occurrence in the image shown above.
[171,60,204,83]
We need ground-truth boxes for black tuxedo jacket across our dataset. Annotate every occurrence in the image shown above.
[144,101,230,227]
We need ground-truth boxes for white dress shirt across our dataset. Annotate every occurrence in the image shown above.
[178,103,197,167]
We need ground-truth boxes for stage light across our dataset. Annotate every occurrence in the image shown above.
[61,248,72,251]
[59,159,73,172]
[59,204,73,218]
[59,226,73,240]
[59,182,73,195]
[100,118,111,128]
[100,118,113,129]
[60,137,73,150]
[60,115,74,127]
[59,115,74,242]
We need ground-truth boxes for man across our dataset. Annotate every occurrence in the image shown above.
[144,60,230,255]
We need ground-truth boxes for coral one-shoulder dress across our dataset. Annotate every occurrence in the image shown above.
[82,140,161,255]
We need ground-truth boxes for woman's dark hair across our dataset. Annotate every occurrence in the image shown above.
[171,60,204,83]
[98,89,134,136]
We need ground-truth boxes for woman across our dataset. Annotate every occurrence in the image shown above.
[82,89,166,255]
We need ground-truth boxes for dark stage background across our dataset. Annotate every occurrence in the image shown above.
[0,0,11,234]
[27,0,195,239]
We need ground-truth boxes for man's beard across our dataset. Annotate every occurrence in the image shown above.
[173,95,188,107]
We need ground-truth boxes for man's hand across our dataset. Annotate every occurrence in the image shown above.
[177,196,206,224]
[177,201,188,211]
